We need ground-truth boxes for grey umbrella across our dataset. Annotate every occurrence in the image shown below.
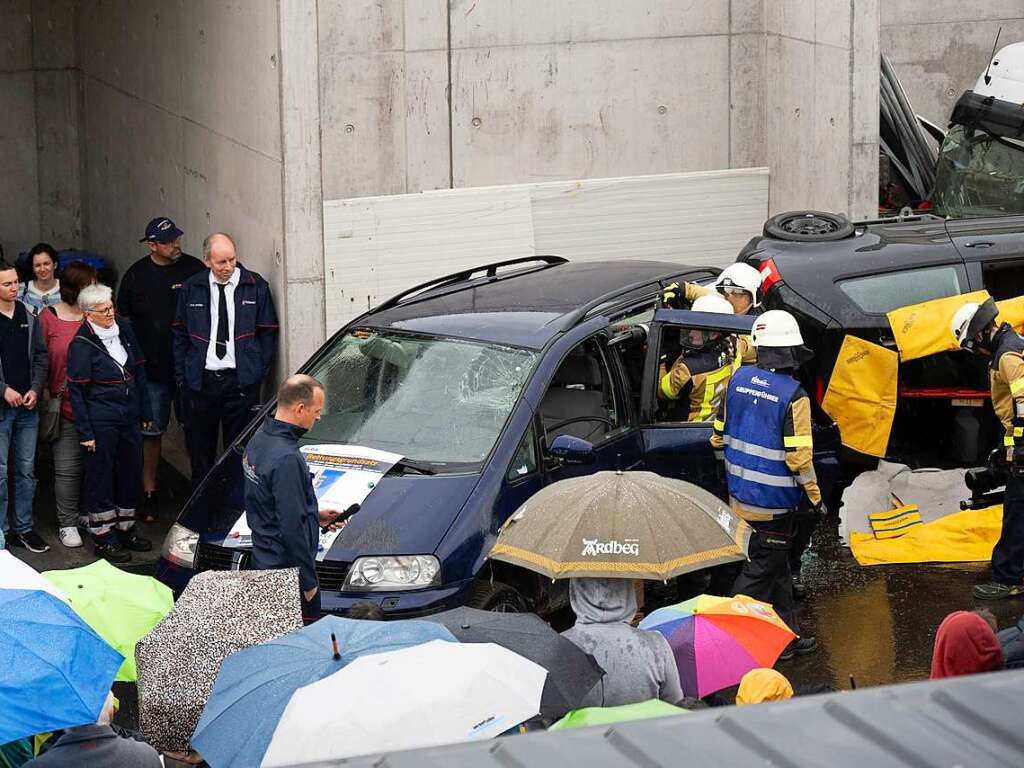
[423,606,604,719]
[135,568,304,751]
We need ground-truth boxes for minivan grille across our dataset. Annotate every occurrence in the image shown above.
[194,541,350,592]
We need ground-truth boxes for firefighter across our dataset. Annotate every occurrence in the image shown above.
[657,294,738,422]
[662,263,763,364]
[711,310,823,659]
[952,298,1024,600]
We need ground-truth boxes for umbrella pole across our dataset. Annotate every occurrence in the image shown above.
[331,632,341,661]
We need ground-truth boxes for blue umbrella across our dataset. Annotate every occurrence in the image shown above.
[192,615,456,768]
[0,589,123,743]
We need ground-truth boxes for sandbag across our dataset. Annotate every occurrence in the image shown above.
[821,335,898,457]
[886,290,989,362]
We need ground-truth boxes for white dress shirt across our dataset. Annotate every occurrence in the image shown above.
[205,268,240,371]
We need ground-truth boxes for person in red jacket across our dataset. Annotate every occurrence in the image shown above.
[930,610,1003,679]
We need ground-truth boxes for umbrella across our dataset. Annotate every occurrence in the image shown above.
[192,615,458,768]
[0,551,67,601]
[548,699,686,730]
[423,606,603,718]
[135,568,304,752]
[0,589,123,742]
[639,594,796,697]
[260,639,547,765]
[489,471,750,580]
[43,559,174,682]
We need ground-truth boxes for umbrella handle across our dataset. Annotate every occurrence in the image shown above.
[331,632,341,660]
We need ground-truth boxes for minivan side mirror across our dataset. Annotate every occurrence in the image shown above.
[547,435,596,464]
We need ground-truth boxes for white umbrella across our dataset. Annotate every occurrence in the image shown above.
[0,551,67,601]
[261,639,547,766]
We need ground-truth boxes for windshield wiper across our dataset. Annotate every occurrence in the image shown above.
[392,458,436,475]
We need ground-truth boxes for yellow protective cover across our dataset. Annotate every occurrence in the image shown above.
[886,290,990,362]
[821,335,898,458]
[868,504,923,539]
[997,296,1024,333]
[850,505,1002,565]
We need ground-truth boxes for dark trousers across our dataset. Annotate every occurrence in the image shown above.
[993,472,1024,585]
[301,588,322,624]
[84,423,142,539]
[187,370,260,487]
[732,514,798,633]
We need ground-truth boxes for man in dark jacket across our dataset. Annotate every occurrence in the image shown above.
[0,260,49,553]
[244,375,342,621]
[173,232,278,487]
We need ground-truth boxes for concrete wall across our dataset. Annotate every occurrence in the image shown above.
[881,2,1024,130]
[317,0,879,220]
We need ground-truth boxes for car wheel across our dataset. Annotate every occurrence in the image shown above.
[763,210,855,242]
[466,580,527,613]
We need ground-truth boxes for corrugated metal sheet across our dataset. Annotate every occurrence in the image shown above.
[322,169,769,332]
[283,670,1024,767]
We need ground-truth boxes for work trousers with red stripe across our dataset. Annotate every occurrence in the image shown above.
[84,422,143,540]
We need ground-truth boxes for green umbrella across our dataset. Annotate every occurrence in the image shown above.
[548,699,686,730]
[43,559,174,682]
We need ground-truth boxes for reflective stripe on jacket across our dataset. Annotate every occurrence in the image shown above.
[658,343,738,421]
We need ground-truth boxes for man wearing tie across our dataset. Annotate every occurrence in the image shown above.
[173,233,278,487]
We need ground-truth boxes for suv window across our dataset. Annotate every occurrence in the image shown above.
[539,338,620,445]
[982,260,1024,302]
[838,266,964,314]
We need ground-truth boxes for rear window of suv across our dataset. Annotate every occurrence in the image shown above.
[837,265,964,314]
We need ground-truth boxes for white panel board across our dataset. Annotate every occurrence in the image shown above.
[323,168,769,332]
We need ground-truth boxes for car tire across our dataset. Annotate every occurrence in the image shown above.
[466,580,527,613]
[763,210,855,242]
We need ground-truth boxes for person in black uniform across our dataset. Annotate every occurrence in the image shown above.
[117,216,204,520]
[244,375,345,622]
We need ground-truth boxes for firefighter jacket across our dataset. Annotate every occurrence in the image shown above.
[710,365,821,521]
[658,341,737,422]
[661,281,756,363]
[990,323,1024,455]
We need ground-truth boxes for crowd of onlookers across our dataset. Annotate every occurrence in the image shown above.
[0,217,277,563]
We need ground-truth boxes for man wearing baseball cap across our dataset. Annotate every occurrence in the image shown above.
[116,217,204,521]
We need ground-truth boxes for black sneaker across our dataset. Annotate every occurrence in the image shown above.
[779,637,818,661]
[117,529,153,552]
[11,530,51,553]
[94,537,131,563]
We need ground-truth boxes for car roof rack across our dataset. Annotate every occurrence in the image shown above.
[853,212,944,226]
[372,255,569,314]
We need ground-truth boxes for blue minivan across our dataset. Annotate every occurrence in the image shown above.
[157,257,840,616]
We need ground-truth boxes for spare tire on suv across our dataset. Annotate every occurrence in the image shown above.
[764,210,855,242]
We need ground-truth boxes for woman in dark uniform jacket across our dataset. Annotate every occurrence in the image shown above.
[67,283,154,563]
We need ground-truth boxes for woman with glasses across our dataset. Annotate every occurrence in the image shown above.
[67,283,155,562]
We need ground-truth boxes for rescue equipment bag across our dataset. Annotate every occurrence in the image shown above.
[886,290,989,362]
[821,335,898,458]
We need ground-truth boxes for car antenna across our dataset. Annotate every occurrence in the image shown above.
[983,26,1003,85]
[330,632,341,661]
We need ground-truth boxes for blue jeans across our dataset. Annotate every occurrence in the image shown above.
[0,407,38,535]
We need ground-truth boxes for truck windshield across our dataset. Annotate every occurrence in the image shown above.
[932,125,1024,218]
[302,331,538,469]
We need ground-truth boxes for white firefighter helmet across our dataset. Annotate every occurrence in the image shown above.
[951,298,999,348]
[751,310,804,348]
[973,42,1024,105]
[690,294,734,314]
[715,263,763,308]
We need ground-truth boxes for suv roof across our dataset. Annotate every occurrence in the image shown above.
[363,258,710,348]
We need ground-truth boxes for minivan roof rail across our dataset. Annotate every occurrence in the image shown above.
[373,255,569,313]
[566,267,720,329]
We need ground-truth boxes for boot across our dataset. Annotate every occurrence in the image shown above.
[94,536,131,564]
[117,528,153,552]
[778,636,818,661]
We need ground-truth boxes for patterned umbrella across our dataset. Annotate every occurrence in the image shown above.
[135,568,303,751]
[639,594,796,697]
[489,471,750,580]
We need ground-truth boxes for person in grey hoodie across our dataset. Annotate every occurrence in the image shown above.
[561,577,683,707]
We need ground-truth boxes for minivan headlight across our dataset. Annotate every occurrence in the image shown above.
[162,523,199,568]
[343,555,440,591]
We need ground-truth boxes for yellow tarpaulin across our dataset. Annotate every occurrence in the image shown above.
[886,290,990,362]
[821,335,898,457]
[997,296,1024,333]
[850,504,1001,566]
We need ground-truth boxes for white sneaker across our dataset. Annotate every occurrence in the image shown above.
[59,526,83,548]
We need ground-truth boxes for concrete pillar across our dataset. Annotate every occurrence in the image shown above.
[278,0,326,373]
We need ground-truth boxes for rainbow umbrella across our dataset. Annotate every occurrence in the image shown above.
[639,594,795,697]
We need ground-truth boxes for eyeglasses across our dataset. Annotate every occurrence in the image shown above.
[88,306,115,315]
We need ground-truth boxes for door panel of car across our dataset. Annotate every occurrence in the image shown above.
[948,215,1024,266]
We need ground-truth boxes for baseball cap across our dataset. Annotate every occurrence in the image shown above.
[139,217,184,243]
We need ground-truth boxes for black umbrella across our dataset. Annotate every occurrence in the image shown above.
[423,606,603,719]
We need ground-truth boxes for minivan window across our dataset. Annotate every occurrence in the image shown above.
[303,331,538,467]
[838,266,963,314]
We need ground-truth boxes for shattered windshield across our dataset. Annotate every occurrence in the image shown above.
[302,331,538,469]
[932,124,1024,218]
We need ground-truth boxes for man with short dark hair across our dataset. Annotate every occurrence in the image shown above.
[244,375,343,621]
[173,232,278,487]
[0,261,49,552]
[117,216,204,520]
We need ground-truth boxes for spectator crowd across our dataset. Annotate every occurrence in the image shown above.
[0,217,277,563]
